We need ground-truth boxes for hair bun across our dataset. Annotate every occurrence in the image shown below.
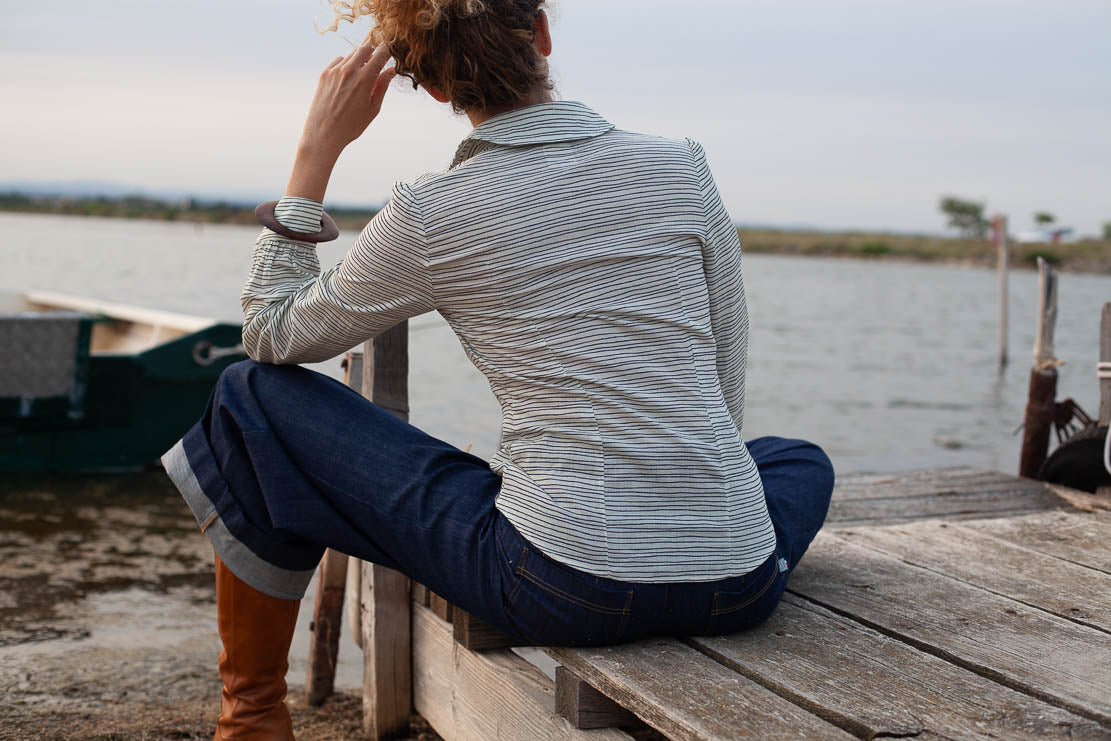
[325,0,551,114]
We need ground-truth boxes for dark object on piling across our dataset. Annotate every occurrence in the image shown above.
[1038,425,1111,494]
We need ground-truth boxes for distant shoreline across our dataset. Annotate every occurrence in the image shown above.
[3,199,1108,274]
[0,193,381,233]
[738,229,1111,274]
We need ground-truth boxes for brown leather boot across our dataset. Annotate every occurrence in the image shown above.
[212,554,300,740]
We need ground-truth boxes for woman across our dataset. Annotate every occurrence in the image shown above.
[161,1,834,737]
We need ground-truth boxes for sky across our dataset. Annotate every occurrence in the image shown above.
[1,0,1109,235]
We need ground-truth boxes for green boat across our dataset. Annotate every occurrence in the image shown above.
[1,290,247,472]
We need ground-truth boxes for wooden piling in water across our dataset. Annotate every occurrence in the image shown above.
[1019,258,1058,478]
[996,215,1010,370]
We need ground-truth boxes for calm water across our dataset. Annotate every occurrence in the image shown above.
[4,212,1108,474]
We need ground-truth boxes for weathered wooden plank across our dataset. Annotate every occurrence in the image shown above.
[959,510,1111,575]
[689,594,1109,739]
[1050,484,1111,514]
[838,518,1111,631]
[787,531,1111,723]
[412,582,430,607]
[827,494,1067,527]
[555,667,641,730]
[360,325,413,740]
[411,604,632,741]
[832,467,1016,500]
[828,468,1069,526]
[548,641,854,741]
[453,609,526,651]
[305,547,349,706]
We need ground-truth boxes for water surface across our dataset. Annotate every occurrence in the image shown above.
[4,212,1107,474]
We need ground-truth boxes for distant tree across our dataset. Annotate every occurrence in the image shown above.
[1034,212,1055,226]
[939,196,989,239]
[1103,222,1111,241]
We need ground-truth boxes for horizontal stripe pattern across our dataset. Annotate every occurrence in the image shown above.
[273,196,324,233]
[240,100,775,582]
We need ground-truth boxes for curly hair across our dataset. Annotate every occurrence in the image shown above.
[325,0,553,114]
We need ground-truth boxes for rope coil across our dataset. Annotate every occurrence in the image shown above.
[192,342,246,367]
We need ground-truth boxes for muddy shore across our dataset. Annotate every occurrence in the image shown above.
[0,471,439,741]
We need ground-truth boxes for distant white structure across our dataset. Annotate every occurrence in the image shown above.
[1015,227,1076,244]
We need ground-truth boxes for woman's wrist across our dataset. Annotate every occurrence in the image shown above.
[284,141,342,202]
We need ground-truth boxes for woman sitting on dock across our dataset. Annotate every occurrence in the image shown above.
[160,1,835,738]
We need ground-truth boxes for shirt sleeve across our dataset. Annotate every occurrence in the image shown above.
[273,196,324,233]
[240,181,435,365]
[685,137,750,434]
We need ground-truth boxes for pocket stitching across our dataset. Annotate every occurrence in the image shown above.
[615,590,634,641]
[507,546,529,608]
[517,549,633,616]
[710,554,781,616]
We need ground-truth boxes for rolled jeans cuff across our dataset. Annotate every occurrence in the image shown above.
[161,438,317,600]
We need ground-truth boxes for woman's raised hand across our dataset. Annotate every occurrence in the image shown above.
[284,45,398,202]
[298,44,398,160]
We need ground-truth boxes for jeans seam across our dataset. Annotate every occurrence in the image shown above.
[615,590,634,640]
[710,553,781,616]
[507,546,529,609]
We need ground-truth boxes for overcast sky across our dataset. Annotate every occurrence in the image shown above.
[1,0,1108,234]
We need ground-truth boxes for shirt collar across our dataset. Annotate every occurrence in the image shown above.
[450,100,614,168]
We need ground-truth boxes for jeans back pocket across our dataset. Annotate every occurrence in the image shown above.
[699,548,786,636]
[502,540,634,647]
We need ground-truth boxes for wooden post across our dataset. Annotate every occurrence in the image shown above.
[305,548,349,705]
[342,352,365,649]
[346,551,364,649]
[360,322,413,740]
[996,214,1010,369]
[1019,258,1059,478]
[1098,303,1111,498]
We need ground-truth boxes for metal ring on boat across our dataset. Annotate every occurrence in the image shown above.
[192,341,246,366]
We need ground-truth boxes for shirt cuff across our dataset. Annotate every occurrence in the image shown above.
[274,196,324,233]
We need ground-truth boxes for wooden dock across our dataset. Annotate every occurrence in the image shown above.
[542,470,1110,740]
[307,329,1111,740]
[325,466,1111,740]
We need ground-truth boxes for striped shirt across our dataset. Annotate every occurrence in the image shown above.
[242,100,776,582]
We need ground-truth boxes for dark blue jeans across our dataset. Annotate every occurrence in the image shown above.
[162,360,834,646]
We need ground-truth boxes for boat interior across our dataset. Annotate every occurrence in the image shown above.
[2,290,218,354]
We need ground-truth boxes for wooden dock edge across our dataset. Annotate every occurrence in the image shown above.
[412,603,633,741]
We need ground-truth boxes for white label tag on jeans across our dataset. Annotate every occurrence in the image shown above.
[777,557,789,573]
